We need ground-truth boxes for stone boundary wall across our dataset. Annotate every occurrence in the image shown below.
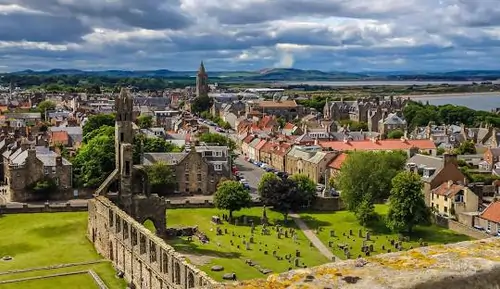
[0,260,106,276]
[434,215,491,239]
[88,196,218,289]
[0,203,88,214]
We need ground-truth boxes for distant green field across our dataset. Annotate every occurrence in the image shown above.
[0,213,125,289]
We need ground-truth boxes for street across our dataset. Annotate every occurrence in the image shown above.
[233,155,265,199]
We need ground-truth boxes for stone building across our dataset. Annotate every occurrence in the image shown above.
[378,113,407,136]
[245,100,303,120]
[142,145,231,195]
[430,180,479,218]
[2,141,72,202]
[285,145,336,183]
[196,61,209,98]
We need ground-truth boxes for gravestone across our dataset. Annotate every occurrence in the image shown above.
[310,242,314,247]
[264,250,268,255]
[285,231,288,238]
[328,241,333,247]
[382,245,385,250]
[295,250,301,257]
[246,242,250,250]
[369,244,374,252]
[272,250,277,257]
[235,219,239,226]
[330,230,335,237]
[349,229,353,236]
[294,258,300,267]
[250,236,254,243]
[293,233,298,243]
[365,251,370,256]
[366,232,371,241]
[243,215,248,225]
[261,206,268,225]
[224,228,228,234]
[390,239,395,246]
[358,229,362,238]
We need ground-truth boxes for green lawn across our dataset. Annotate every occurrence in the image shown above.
[164,207,329,281]
[0,273,99,289]
[0,213,125,289]
[300,205,472,260]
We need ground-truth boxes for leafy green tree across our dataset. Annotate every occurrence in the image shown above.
[386,171,431,234]
[257,172,280,193]
[436,147,446,156]
[83,113,115,136]
[214,180,252,218]
[387,129,404,139]
[37,100,56,114]
[336,151,406,211]
[258,173,315,221]
[454,140,476,155]
[199,132,236,151]
[290,174,316,198]
[83,125,114,143]
[28,178,58,200]
[191,96,212,114]
[355,199,378,226]
[145,161,177,196]
[137,115,153,129]
[73,133,115,188]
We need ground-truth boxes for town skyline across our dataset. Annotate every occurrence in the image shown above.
[0,1,498,71]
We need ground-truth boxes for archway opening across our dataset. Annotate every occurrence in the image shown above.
[143,219,157,234]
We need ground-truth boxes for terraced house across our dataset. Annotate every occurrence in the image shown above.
[285,145,337,183]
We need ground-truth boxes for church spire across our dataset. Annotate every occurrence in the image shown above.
[198,61,206,75]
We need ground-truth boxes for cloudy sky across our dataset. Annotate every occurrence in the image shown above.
[0,0,498,72]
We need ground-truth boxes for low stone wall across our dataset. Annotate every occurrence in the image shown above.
[166,199,263,209]
[311,196,344,211]
[434,215,490,239]
[0,203,88,214]
[219,238,500,288]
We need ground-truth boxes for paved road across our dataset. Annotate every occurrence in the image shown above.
[233,155,265,199]
[289,213,338,261]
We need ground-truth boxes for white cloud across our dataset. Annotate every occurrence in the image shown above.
[0,0,497,71]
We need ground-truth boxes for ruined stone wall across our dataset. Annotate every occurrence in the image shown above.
[220,238,500,289]
[88,196,217,289]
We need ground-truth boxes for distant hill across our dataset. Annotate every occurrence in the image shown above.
[6,68,500,82]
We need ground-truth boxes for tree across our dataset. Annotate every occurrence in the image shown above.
[191,96,212,114]
[37,100,56,114]
[73,132,115,188]
[133,134,183,164]
[355,199,378,226]
[258,173,315,221]
[83,113,115,136]
[387,129,404,139]
[214,180,252,218]
[137,115,153,129]
[454,140,476,155]
[199,132,236,151]
[83,125,114,143]
[28,177,58,201]
[290,174,316,203]
[145,162,177,196]
[336,151,406,212]
[386,171,431,234]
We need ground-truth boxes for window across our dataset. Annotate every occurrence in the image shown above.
[120,133,124,142]
[44,167,49,175]
[52,166,56,174]
[214,164,222,171]
[215,151,222,157]
[431,193,434,200]
[488,221,492,231]
[444,206,448,213]
[444,196,448,202]
[204,151,213,157]
[125,161,130,176]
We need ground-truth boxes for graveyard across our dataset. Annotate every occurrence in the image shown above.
[0,212,125,289]
[163,207,330,281]
[300,204,472,260]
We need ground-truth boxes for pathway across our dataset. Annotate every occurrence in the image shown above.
[289,213,339,261]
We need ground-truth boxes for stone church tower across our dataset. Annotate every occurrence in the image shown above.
[114,88,134,210]
[196,61,209,98]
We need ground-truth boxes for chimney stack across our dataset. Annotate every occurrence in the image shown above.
[447,180,453,189]
[443,153,458,166]
[56,156,63,166]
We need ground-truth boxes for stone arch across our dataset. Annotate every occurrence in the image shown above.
[187,272,195,288]
[140,216,164,237]
[174,262,181,285]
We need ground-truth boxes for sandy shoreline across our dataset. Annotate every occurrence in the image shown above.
[403,91,500,99]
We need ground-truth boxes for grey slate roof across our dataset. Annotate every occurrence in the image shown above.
[142,152,187,165]
[406,154,444,181]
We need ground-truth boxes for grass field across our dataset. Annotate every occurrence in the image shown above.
[300,205,472,259]
[164,207,329,281]
[0,274,99,289]
[0,213,125,289]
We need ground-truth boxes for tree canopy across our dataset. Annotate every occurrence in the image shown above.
[199,132,236,151]
[258,173,316,221]
[386,171,431,234]
[36,100,56,114]
[387,129,404,139]
[191,96,212,114]
[214,180,252,218]
[335,151,407,212]
[83,113,115,136]
[137,115,153,129]
[145,161,177,196]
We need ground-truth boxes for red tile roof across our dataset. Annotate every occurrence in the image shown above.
[260,141,277,154]
[255,139,267,151]
[283,122,295,130]
[319,139,436,151]
[272,143,292,157]
[480,201,500,223]
[328,153,348,170]
[51,131,69,146]
[243,135,255,144]
[431,182,465,197]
